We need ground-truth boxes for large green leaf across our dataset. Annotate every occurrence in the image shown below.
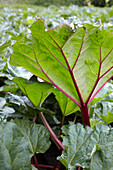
[10,19,113,107]
[0,119,51,170]
[58,123,113,169]
[13,77,53,107]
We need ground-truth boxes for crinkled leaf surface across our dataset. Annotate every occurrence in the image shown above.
[101,101,113,114]
[0,97,6,108]
[0,119,51,170]
[0,59,7,71]
[7,64,33,80]
[0,106,15,116]
[10,19,113,106]
[92,97,113,122]
[4,92,56,120]
[89,82,113,126]
[4,93,38,119]
[0,41,11,71]
[58,123,113,169]
[13,77,53,107]
[54,88,79,116]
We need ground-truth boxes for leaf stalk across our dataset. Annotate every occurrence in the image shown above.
[39,112,65,151]
[81,104,90,126]
[34,154,40,170]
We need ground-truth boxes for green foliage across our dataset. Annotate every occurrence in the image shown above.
[54,88,80,116]
[9,18,113,169]
[89,82,113,126]
[0,41,11,58]
[100,112,113,124]
[0,0,84,6]
[90,119,105,129]
[10,19,113,106]
[13,77,53,107]
[0,119,51,170]
[0,41,11,71]
[58,122,113,169]
[0,0,108,6]
[0,5,113,46]
[0,4,113,170]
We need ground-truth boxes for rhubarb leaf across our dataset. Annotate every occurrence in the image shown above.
[13,77,53,107]
[0,119,51,170]
[10,19,113,106]
[54,88,80,116]
[13,77,29,95]
[58,123,113,169]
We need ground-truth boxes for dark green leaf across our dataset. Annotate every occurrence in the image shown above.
[58,123,113,169]
[5,93,36,119]
[0,119,51,170]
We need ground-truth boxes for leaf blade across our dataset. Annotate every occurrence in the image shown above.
[10,20,113,106]
[58,123,113,169]
[0,119,51,170]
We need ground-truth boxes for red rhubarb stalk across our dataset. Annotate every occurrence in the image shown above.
[39,112,65,151]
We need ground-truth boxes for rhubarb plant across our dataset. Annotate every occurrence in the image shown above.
[8,18,113,169]
[10,18,113,126]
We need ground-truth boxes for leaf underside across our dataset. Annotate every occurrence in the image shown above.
[10,19,113,107]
